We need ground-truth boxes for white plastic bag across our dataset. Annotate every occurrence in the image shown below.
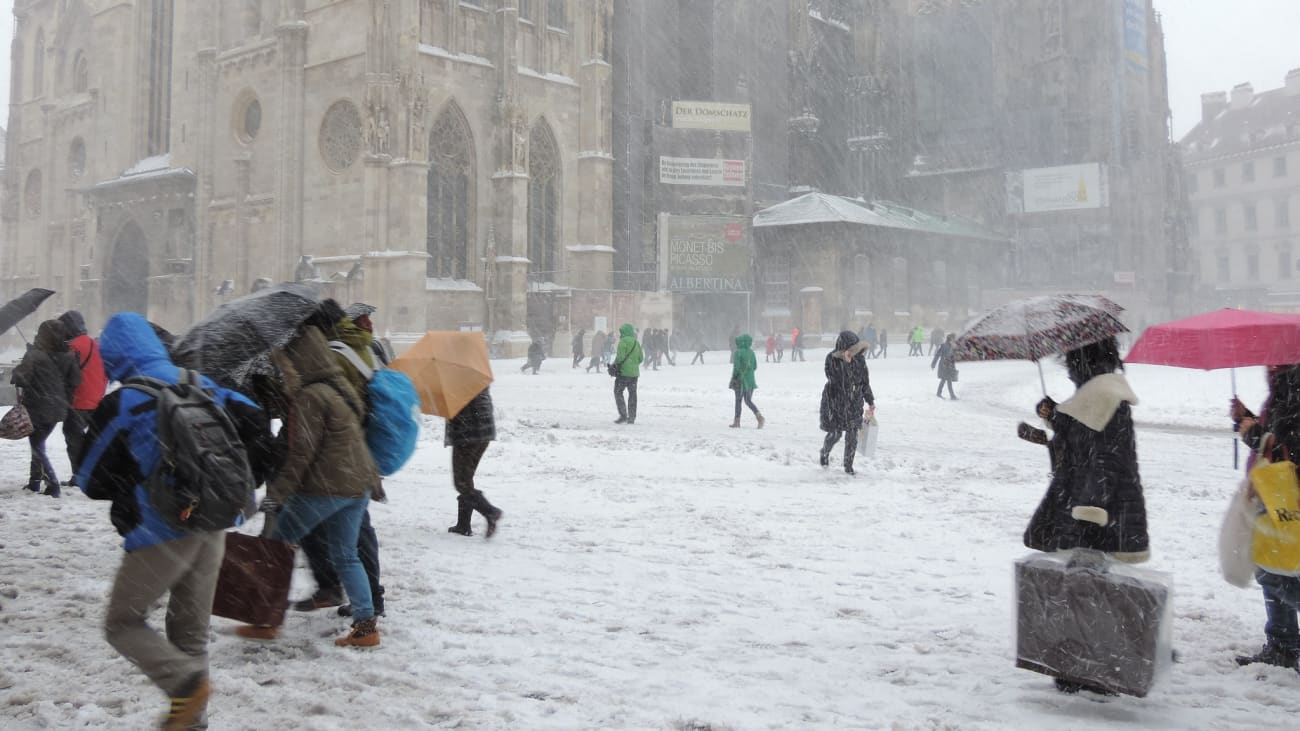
[1219,477,1259,588]
[857,414,878,458]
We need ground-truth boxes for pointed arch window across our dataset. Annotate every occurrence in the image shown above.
[426,104,475,279]
[528,121,561,281]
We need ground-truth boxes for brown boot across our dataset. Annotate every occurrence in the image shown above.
[234,624,279,641]
[729,418,741,428]
[756,413,765,429]
[335,618,381,648]
[163,673,210,731]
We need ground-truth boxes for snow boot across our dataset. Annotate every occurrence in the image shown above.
[729,418,741,428]
[335,618,380,648]
[43,481,60,498]
[448,495,475,536]
[292,587,344,612]
[163,673,210,731]
[756,413,765,429]
[1235,643,1300,669]
[471,491,503,539]
[234,624,279,641]
[24,482,40,493]
[819,451,829,468]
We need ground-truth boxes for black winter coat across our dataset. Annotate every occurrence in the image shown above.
[445,389,496,446]
[931,342,958,382]
[820,331,874,433]
[11,324,81,425]
[1024,374,1149,556]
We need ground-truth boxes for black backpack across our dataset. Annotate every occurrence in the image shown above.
[121,370,257,532]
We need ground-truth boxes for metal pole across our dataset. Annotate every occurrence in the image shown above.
[1232,368,1240,469]
[1036,359,1047,396]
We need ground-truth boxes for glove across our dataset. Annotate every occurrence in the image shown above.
[1036,397,1057,420]
[1017,422,1049,445]
[1071,506,1109,526]
[258,496,282,515]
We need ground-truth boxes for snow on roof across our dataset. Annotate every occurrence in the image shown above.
[753,192,1009,243]
[123,154,172,176]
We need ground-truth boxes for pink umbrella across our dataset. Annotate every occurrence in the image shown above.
[1125,308,1300,467]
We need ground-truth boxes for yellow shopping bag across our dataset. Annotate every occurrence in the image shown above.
[1249,459,1300,572]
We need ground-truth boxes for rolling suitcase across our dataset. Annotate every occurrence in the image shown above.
[211,531,295,627]
[1015,550,1173,697]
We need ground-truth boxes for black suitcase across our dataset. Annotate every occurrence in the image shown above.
[1015,551,1173,697]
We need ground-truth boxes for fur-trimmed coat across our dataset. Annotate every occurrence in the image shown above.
[1024,373,1150,560]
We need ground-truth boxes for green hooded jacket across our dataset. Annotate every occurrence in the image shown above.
[331,318,376,398]
[731,333,757,391]
[614,323,643,377]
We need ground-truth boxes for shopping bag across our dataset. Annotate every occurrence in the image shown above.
[1015,551,1173,697]
[857,414,878,458]
[1249,459,1300,572]
[211,531,295,627]
[0,402,33,440]
[1219,478,1260,587]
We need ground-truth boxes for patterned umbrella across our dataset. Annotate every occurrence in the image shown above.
[954,294,1129,392]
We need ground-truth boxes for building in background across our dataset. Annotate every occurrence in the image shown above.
[1,0,613,355]
[1180,70,1300,310]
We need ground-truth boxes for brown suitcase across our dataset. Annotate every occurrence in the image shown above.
[212,531,295,627]
[1015,551,1173,697]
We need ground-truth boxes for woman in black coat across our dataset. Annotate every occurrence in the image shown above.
[819,330,875,475]
[10,320,81,496]
[931,333,959,400]
[1024,337,1148,561]
[445,387,503,538]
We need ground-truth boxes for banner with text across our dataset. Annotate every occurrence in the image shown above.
[658,215,753,293]
[1006,163,1109,214]
[659,157,747,187]
[671,101,752,132]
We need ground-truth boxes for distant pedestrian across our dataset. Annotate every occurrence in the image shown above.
[11,320,80,496]
[521,337,545,375]
[730,334,764,429]
[572,329,586,369]
[792,327,806,362]
[691,332,707,365]
[819,330,874,475]
[587,330,607,373]
[58,310,107,487]
[775,332,786,362]
[909,326,925,356]
[612,324,643,424]
[930,326,945,356]
[864,323,878,359]
[765,333,777,363]
[666,329,679,366]
[445,387,504,538]
[931,333,959,400]
[878,329,889,358]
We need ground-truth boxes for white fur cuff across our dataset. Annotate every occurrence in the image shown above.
[1071,506,1109,525]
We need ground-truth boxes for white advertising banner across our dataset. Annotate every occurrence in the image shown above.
[1008,163,1109,214]
[671,101,753,132]
[659,157,747,187]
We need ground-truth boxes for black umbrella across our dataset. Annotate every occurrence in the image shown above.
[0,288,56,339]
[172,282,321,389]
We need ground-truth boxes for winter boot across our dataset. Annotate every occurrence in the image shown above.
[447,495,475,536]
[756,413,765,429]
[844,455,856,475]
[234,624,279,641]
[819,451,829,468]
[335,617,380,648]
[24,482,40,492]
[471,490,503,539]
[163,673,210,731]
[43,481,60,498]
[1235,643,1300,669]
[292,587,344,612]
[729,418,741,428]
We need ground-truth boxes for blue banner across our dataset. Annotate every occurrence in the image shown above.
[1122,0,1148,72]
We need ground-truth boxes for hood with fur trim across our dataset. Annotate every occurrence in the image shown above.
[1057,373,1139,432]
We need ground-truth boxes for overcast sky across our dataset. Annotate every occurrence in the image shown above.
[0,1,1294,142]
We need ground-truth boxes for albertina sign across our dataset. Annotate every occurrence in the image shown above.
[671,101,752,132]
[658,215,753,292]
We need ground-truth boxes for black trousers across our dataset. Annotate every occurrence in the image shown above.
[28,420,58,486]
[692,351,705,364]
[303,508,383,610]
[63,408,93,476]
[937,379,956,398]
[821,428,859,463]
[452,441,490,496]
[615,376,638,420]
[734,388,759,419]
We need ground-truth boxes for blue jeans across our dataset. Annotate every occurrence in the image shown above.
[273,495,374,622]
[1257,569,1300,650]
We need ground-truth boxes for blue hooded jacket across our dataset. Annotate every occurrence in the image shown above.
[77,313,272,551]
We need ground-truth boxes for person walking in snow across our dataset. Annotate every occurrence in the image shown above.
[791,326,806,361]
[10,319,80,497]
[877,328,889,358]
[612,323,643,424]
[909,325,925,356]
[775,332,786,362]
[58,310,107,487]
[572,329,586,369]
[819,330,874,475]
[730,334,764,429]
[77,313,274,729]
[765,333,777,363]
[691,331,707,365]
[1022,336,1148,694]
[445,387,504,538]
[864,323,878,359]
[1231,365,1300,670]
[930,326,945,356]
[587,330,607,373]
[522,336,546,375]
[931,333,959,400]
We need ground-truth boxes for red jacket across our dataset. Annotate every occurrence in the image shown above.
[68,334,108,410]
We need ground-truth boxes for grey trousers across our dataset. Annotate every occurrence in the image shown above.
[105,531,225,697]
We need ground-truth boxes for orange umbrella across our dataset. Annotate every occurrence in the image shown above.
[390,331,494,418]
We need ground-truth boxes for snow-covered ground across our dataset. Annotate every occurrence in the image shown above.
[1,349,1296,730]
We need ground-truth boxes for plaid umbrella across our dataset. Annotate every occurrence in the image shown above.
[954,294,1129,392]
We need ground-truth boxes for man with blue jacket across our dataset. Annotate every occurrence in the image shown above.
[77,313,273,730]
